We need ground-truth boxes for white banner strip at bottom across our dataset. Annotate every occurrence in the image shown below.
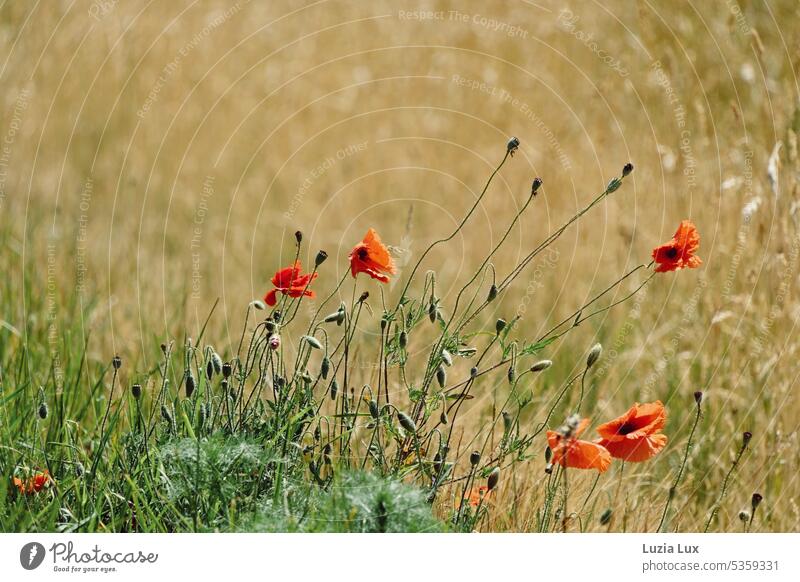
[1,533,798,581]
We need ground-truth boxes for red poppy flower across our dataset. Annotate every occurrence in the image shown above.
[349,228,396,283]
[264,261,317,307]
[547,417,612,472]
[13,470,51,495]
[595,401,668,462]
[462,485,491,508]
[652,220,702,273]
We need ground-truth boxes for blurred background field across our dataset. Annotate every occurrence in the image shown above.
[1,0,799,531]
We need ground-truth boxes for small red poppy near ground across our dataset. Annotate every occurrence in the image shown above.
[13,470,51,495]
[595,401,668,462]
[349,228,396,283]
[547,417,612,473]
[264,261,317,306]
[652,220,702,273]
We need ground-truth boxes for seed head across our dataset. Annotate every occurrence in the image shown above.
[131,383,142,399]
[487,467,501,491]
[397,411,416,434]
[470,451,481,466]
[112,355,122,370]
[586,343,602,368]
[530,359,552,372]
[315,250,328,267]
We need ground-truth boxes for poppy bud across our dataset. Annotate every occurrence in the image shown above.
[507,365,516,384]
[502,411,512,433]
[399,331,408,348]
[265,320,277,333]
[38,402,48,420]
[359,291,369,303]
[304,335,323,350]
[295,230,303,244]
[160,342,168,354]
[320,357,331,379]
[112,355,122,370]
[531,177,543,196]
[751,493,763,511]
[222,362,232,379]
[161,404,173,424]
[586,343,602,368]
[441,349,452,367]
[398,411,416,433]
[428,301,437,323]
[206,360,214,379]
[440,410,448,425]
[487,467,500,491]
[380,317,388,330]
[530,359,552,372]
[433,452,443,474]
[470,451,481,466]
[211,352,223,375]
[694,391,703,405]
[470,366,478,378]
[185,372,196,398]
[330,379,339,401]
[487,284,498,303]
[368,400,379,419]
[506,136,520,155]
[269,335,281,350]
[272,310,282,323]
[742,431,752,447]
[622,162,634,177]
[131,383,142,399]
[600,508,613,525]
[315,250,328,267]
[436,365,446,388]
[545,446,552,463]
[738,510,750,523]
[198,404,207,427]
[495,318,507,334]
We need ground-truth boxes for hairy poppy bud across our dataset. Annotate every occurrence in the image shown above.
[330,379,339,401]
[398,411,416,433]
[112,355,122,370]
[399,331,408,349]
[506,136,520,155]
[440,410,448,425]
[441,349,452,367]
[586,343,602,368]
[429,301,437,323]
[211,352,223,375]
[304,335,323,350]
[433,452,443,474]
[222,362,232,379]
[530,359,552,372]
[487,467,500,491]
[295,230,303,244]
[161,404,173,424]
[269,335,281,350]
[470,451,481,466]
[622,162,634,177]
[470,366,478,378]
[545,446,552,463]
[359,291,369,303]
[487,284,498,303]
[502,411,512,433]
[206,360,214,380]
[694,391,703,405]
[531,177,543,196]
[742,431,752,447]
[185,372,196,398]
[600,508,613,525]
[495,318,507,334]
[751,493,763,511]
[368,400,379,419]
[251,299,266,311]
[315,250,328,267]
[320,357,331,379]
[38,402,48,420]
[436,365,446,388]
[507,365,516,384]
[131,383,142,399]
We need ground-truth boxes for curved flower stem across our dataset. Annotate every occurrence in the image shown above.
[703,438,749,532]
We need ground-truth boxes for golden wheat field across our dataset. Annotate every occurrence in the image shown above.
[1,0,800,535]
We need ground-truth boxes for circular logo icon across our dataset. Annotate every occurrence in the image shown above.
[20,542,46,570]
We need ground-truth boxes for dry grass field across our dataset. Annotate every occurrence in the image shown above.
[1,0,799,532]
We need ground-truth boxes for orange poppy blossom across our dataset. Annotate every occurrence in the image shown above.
[458,485,491,509]
[349,228,396,283]
[595,401,668,462]
[546,416,612,473]
[264,260,317,307]
[652,220,702,273]
[13,470,52,495]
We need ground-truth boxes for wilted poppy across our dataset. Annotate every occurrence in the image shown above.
[13,470,51,495]
[652,220,702,273]
[547,417,612,473]
[264,261,317,306]
[349,228,396,283]
[595,401,668,462]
